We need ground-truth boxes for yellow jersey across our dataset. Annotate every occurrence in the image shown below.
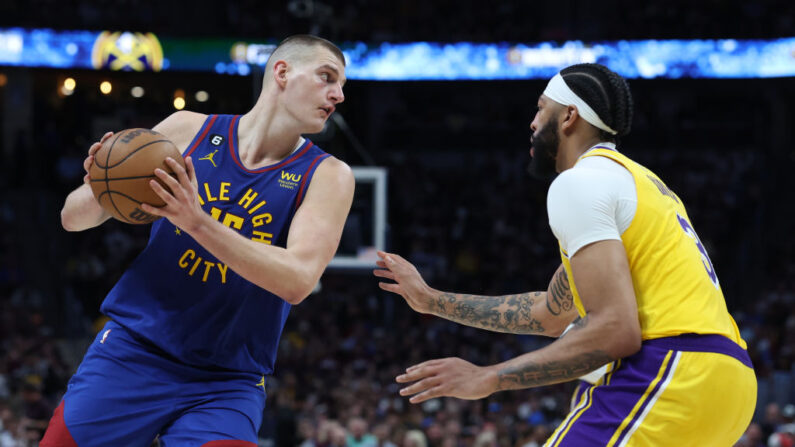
[559,148,745,347]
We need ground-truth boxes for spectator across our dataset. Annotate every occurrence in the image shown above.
[403,430,427,447]
[347,417,377,447]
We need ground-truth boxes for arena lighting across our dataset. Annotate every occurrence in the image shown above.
[130,86,144,98]
[63,77,76,90]
[0,27,793,79]
[173,88,185,99]
[59,85,74,96]
[173,96,185,110]
[195,90,209,102]
[99,80,112,94]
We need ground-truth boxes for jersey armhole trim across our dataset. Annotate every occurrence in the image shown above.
[294,154,331,211]
[184,115,218,158]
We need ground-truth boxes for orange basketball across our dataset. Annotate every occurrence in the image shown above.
[88,128,185,224]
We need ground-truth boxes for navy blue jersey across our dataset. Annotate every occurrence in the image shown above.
[101,114,330,374]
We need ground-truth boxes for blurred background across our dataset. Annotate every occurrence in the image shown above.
[1,1,794,446]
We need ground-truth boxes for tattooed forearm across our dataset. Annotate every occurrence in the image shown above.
[497,350,614,389]
[497,316,611,388]
[431,267,577,335]
[434,292,546,334]
[546,267,574,316]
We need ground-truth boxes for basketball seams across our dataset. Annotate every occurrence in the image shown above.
[89,174,159,182]
[93,132,123,169]
[103,131,134,223]
[104,139,174,169]
[97,189,156,205]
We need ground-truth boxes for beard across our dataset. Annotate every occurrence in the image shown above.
[528,117,560,179]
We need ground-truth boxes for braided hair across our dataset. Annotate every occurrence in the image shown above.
[559,64,634,142]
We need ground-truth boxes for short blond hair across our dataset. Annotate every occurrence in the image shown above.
[264,34,345,77]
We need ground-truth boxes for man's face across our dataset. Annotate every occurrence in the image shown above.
[283,47,346,133]
[528,95,561,179]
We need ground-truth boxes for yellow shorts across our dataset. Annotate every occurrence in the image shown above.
[546,334,756,447]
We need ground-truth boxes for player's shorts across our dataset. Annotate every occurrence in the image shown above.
[546,334,756,447]
[40,320,265,447]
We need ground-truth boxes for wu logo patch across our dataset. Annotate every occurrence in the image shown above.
[199,149,219,167]
[209,134,225,146]
[278,170,302,190]
[280,171,302,182]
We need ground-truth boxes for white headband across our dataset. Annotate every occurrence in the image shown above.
[543,73,617,135]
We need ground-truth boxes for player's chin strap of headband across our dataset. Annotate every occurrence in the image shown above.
[543,73,618,135]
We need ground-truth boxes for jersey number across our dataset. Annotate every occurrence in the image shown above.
[210,207,244,230]
[676,213,719,288]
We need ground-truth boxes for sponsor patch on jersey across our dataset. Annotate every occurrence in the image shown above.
[278,170,301,190]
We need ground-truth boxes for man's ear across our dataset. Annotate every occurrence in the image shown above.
[273,60,289,89]
[560,105,580,135]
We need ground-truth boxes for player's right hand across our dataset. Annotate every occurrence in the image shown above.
[374,251,437,314]
[83,131,114,185]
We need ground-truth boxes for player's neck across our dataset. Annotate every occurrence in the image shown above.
[557,134,603,172]
[237,106,305,169]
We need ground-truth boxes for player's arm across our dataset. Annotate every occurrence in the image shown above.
[494,240,639,389]
[395,240,640,402]
[152,110,206,153]
[375,256,577,337]
[60,132,115,231]
[142,155,355,304]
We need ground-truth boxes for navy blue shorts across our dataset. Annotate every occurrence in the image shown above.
[41,320,265,447]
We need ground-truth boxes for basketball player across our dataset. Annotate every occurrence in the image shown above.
[374,63,756,446]
[42,35,354,447]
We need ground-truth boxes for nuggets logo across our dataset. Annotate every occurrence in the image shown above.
[92,31,164,72]
[278,171,301,190]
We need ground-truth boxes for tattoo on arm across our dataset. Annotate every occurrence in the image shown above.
[434,292,545,334]
[497,316,613,389]
[546,268,574,316]
[497,350,613,389]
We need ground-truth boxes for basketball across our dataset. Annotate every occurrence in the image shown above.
[88,128,185,224]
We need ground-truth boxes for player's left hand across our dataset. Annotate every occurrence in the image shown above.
[374,251,437,314]
[396,357,498,403]
[142,156,206,232]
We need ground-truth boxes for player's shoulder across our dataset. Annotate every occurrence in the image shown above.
[552,157,631,193]
[309,156,354,196]
[549,164,598,194]
[549,164,615,206]
[315,156,354,184]
[153,110,208,153]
